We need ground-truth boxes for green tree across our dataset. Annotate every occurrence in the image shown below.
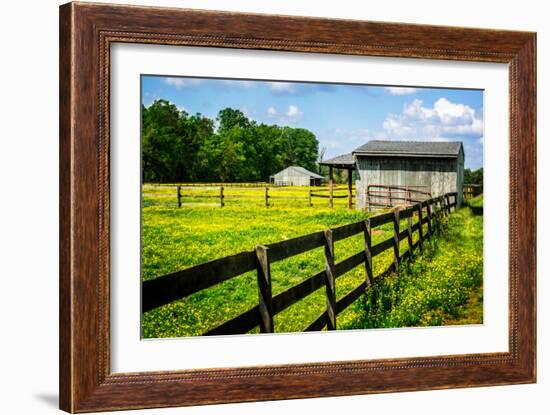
[142,100,182,182]
[141,100,320,183]
[280,127,318,172]
[464,168,483,185]
[217,108,250,132]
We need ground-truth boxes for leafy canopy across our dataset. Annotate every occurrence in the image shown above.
[142,100,319,183]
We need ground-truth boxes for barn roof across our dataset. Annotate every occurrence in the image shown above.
[274,166,324,179]
[353,140,463,158]
[318,153,356,169]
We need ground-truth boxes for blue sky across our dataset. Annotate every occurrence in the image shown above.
[142,76,484,169]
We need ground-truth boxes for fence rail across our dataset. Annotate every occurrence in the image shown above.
[142,192,458,335]
[365,184,431,210]
[463,183,483,201]
[142,184,355,208]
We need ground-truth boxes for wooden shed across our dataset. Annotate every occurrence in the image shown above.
[270,166,324,186]
[322,140,464,210]
[354,140,464,209]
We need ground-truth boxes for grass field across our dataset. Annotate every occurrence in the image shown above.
[141,184,483,338]
[469,194,484,208]
[341,207,483,329]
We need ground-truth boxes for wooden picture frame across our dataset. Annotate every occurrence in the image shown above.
[59,2,536,412]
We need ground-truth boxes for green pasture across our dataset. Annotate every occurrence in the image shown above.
[141,184,483,338]
[342,206,483,329]
[469,194,484,207]
[142,183,355,209]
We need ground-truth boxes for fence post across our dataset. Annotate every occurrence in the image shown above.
[363,220,373,287]
[220,186,224,207]
[366,187,371,212]
[265,186,269,207]
[416,203,424,250]
[323,229,337,330]
[426,201,433,237]
[308,188,313,207]
[446,194,451,213]
[392,209,400,272]
[177,185,182,208]
[329,167,334,209]
[255,245,274,333]
[406,211,414,255]
[347,168,353,209]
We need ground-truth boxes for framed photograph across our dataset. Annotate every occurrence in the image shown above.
[59,2,536,412]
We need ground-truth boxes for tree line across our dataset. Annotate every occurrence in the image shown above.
[464,168,483,186]
[142,99,319,183]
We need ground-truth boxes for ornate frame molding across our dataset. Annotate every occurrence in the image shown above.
[60,2,536,412]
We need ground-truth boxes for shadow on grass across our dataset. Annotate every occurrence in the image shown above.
[470,205,483,215]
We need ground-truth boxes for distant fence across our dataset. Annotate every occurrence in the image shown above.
[143,183,353,208]
[142,192,458,335]
[146,182,271,188]
[310,186,355,208]
[463,184,483,201]
[175,185,311,208]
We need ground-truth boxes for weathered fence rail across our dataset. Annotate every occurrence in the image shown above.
[143,183,358,209]
[146,182,271,188]
[142,192,458,335]
[463,183,483,201]
[169,184,353,208]
[365,184,431,210]
[308,186,355,208]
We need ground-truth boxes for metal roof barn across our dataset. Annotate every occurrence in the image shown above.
[322,140,464,210]
[270,166,324,186]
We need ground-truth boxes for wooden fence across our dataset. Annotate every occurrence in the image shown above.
[142,192,458,335]
[167,185,354,208]
[365,184,431,210]
[309,186,355,208]
[146,182,270,188]
[463,183,483,201]
[174,185,315,208]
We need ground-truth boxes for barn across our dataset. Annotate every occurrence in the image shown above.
[320,140,464,209]
[270,166,324,186]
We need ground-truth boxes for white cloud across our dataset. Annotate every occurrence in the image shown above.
[265,104,304,124]
[177,105,188,114]
[286,105,300,117]
[268,82,296,93]
[385,87,418,95]
[163,77,203,89]
[382,97,483,139]
[285,105,304,122]
[221,80,256,89]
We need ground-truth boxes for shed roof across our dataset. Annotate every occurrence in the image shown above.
[318,153,356,169]
[353,140,463,158]
[274,166,324,179]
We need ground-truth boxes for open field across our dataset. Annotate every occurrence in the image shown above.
[141,186,483,338]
